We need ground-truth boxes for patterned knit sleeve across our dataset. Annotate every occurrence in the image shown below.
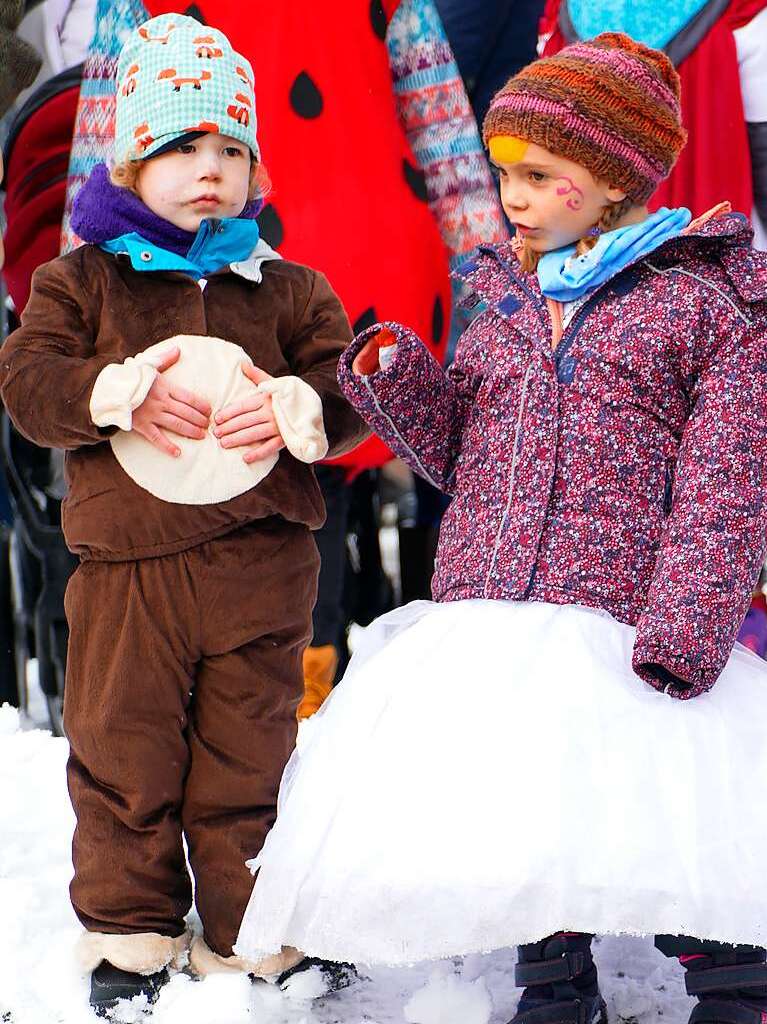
[633,316,767,697]
[384,0,508,273]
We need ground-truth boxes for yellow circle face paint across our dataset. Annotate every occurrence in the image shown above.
[488,136,529,165]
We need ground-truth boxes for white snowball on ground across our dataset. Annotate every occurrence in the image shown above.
[404,970,492,1024]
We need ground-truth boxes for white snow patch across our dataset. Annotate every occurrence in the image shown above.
[404,968,492,1024]
[0,721,698,1024]
[0,701,21,734]
[152,973,253,1023]
[280,964,331,1001]
[103,992,151,1023]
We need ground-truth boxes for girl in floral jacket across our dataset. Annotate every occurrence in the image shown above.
[236,32,767,1024]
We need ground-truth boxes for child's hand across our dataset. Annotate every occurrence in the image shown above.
[131,346,212,457]
[213,362,286,465]
[352,327,397,375]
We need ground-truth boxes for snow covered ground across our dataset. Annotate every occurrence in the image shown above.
[0,702,696,1024]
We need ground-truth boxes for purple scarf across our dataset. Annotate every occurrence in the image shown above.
[71,163,262,255]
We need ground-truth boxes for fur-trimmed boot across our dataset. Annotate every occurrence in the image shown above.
[89,962,169,1017]
[276,955,357,993]
[509,932,608,1024]
[189,936,355,994]
[656,936,767,1024]
[78,930,189,1017]
[189,935,305,978]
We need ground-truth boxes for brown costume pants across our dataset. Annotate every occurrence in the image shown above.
[63,518,318,956]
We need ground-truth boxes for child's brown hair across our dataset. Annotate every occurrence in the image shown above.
[110,158,271,206]
[516,196,634,274]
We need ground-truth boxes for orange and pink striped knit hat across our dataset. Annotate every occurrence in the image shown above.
[482,32,687,204]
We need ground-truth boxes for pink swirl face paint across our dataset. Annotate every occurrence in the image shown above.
[555,177,584,211]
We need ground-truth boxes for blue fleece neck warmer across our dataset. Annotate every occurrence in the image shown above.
[537,206,692,302]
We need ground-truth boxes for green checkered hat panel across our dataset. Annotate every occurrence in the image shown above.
[115,13,258,162]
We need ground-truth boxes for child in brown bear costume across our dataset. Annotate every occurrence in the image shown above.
[0,12,366,1014]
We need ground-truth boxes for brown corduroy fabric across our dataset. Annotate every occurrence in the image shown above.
[64,518,319,956]
[482,32,687,203]
[0,245,368,561]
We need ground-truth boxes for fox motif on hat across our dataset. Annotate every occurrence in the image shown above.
[114,12,259,162]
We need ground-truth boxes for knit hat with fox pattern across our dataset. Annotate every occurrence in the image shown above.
[114,13,258,163]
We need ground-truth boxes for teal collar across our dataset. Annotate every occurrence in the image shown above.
[100,217,261,280]
[537,207,692,302]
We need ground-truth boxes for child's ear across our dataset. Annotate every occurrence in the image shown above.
[605,184,628,203]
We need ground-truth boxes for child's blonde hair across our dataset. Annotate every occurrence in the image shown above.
[110,158,271,206]
[516,196,634,274]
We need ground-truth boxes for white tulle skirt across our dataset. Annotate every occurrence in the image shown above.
[235,600,767,967]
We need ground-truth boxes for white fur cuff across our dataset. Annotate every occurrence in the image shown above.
[77,929,191,975]
[89,353,164,431]
[258,376,328,463]
[189,935,304,978]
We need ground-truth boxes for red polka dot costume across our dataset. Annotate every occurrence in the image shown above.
[145,0,452,476]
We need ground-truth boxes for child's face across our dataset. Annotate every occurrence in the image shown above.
[491,140,627,252]
[135,132,251,231]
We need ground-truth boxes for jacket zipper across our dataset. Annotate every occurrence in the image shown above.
[482,291,558,597]
[483,360,534,596]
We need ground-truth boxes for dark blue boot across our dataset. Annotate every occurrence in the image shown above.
[509,932,608,1024]
[656,936,767,1024]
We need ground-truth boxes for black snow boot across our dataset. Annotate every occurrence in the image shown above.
[656,936,767,1024]
[508,932,608,1024]
[89,960,169,1017]
[276,956,357,993]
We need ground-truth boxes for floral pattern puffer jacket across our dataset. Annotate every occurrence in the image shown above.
[338,212,767,698]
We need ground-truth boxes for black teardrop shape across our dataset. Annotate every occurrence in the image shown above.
[289,72,324,119]
[431,295,445,346]
[370,0,388,40]
[403,159,428,202]
[183,4,206,22]
[353,307,378,335]
[257,204,284,248]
